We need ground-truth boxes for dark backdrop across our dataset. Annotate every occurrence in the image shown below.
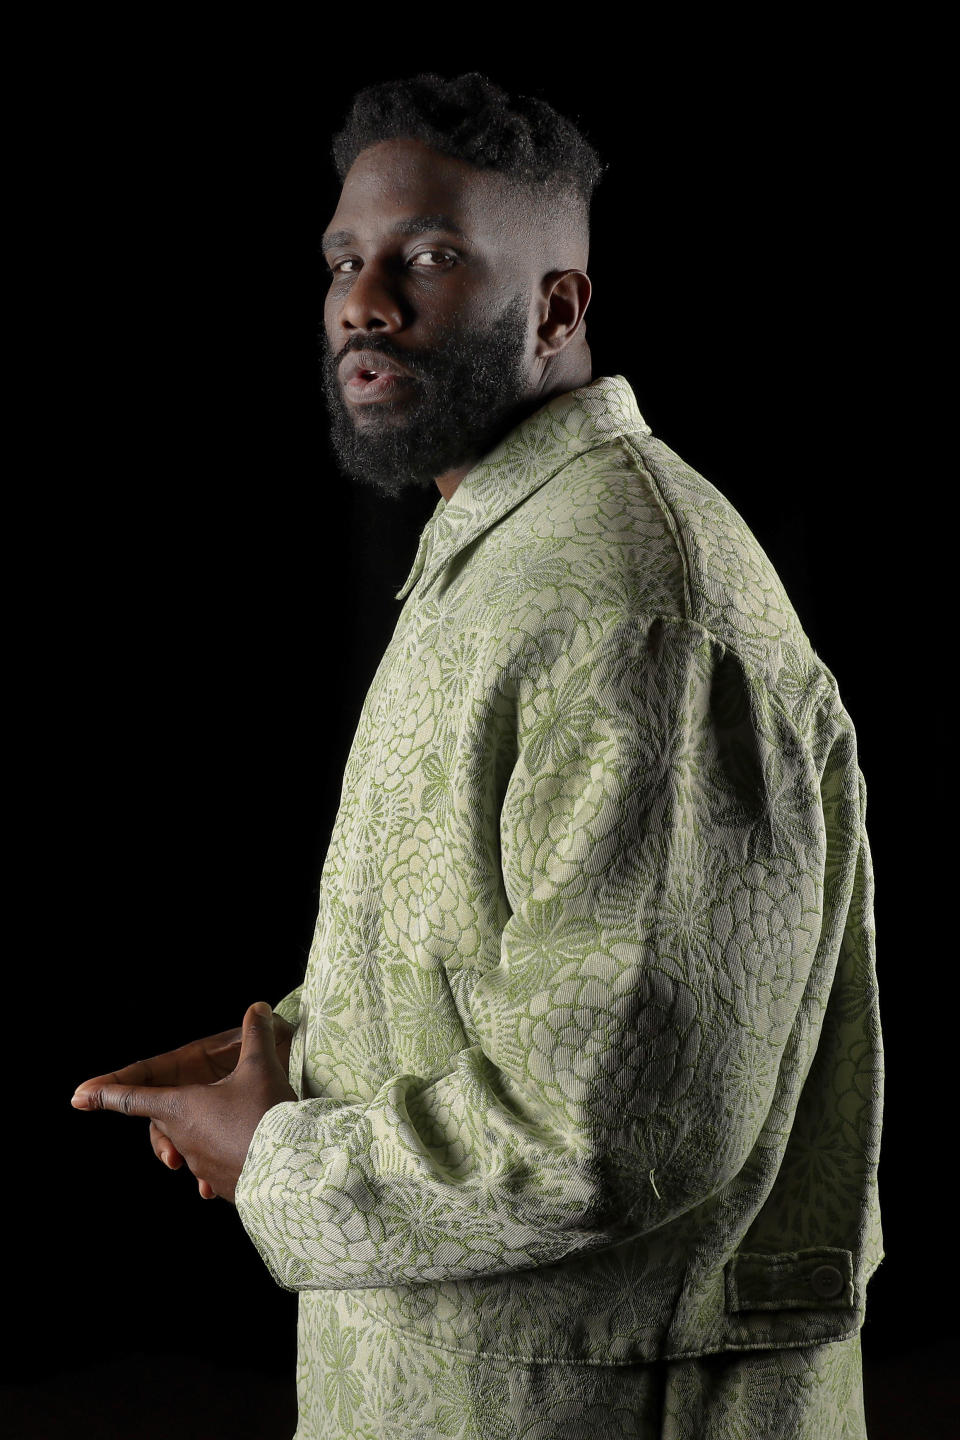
[14,24,938,1439]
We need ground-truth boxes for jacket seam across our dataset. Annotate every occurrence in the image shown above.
[647,614,843,765]
[620,433,694,621]
[346,1288,863,1367]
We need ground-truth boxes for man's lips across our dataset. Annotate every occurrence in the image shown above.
[339,349,416,405]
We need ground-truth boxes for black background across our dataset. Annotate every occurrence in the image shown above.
[12,20,944,1439]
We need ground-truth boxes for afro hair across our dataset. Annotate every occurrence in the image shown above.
[332,73,605,212]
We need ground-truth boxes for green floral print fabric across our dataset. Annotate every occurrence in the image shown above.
[294,1292,868,1439]
[236,376,882,1437]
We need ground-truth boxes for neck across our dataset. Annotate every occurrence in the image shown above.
[435,464,474,502]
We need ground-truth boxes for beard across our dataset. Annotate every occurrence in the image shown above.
[321,293,533,497]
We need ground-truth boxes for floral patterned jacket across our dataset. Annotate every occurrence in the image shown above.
[236,374,883,1367]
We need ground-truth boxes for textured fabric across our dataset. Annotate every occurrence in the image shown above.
[295,1292,867,1438]
[235,376,882,1435]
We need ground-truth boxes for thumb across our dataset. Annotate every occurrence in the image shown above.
[238,1001,277,1066]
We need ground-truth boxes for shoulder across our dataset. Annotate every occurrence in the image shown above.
[528,426,848,751]
[494,435,689,622]
[453,377,848,747]
[624,429,839,738]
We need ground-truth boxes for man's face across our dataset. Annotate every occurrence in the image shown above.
[321,138,541,496]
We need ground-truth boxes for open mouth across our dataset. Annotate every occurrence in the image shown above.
[344,367,414,404]
[339,350,415,405]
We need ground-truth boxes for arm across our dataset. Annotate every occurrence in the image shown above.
[235,615,841,1291]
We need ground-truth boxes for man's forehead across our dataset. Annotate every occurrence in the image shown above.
[326,138,516,243]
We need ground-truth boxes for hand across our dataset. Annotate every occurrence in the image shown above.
[74,1011,296,1189]
[72,1003,298,1204]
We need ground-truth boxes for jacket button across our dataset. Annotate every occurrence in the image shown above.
[810,1264,844,1299]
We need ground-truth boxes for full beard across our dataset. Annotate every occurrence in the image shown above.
[321,293,533,497]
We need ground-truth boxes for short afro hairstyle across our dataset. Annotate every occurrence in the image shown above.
[332,72,605,213]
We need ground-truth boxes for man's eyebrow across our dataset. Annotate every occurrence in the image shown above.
[321,214,468,254]
[390,214,467,240]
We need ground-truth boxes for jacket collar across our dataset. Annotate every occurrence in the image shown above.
[396,375,651,600]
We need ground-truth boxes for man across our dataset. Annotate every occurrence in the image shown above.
[74,74,883,1438]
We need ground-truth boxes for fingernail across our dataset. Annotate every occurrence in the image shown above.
[71,1092,90,1109]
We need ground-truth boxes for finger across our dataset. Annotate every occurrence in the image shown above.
[238,1001,275,1067]
[75,1026,244,1094]
[197,1178,217,1200]
[150,1120,183,1170]
[71,1083,179,1120]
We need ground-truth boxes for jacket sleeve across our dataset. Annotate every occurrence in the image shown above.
[235,615,837,1292]
[273,985,304,1028]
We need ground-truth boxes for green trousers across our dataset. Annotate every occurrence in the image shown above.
[292,1290,867,1439]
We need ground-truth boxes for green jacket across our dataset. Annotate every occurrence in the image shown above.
[236,374,883,1371]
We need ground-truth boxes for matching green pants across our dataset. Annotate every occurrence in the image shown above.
[292,1291,867,1439]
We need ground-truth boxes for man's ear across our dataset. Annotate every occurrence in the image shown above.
[535,270,592,357]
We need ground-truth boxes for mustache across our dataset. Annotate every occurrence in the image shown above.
[324,333,429,380]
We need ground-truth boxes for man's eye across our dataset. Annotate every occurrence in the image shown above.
[330,258,360,274]
[409,250,455,268]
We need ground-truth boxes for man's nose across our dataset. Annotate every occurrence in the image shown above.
[337,263,405,334]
